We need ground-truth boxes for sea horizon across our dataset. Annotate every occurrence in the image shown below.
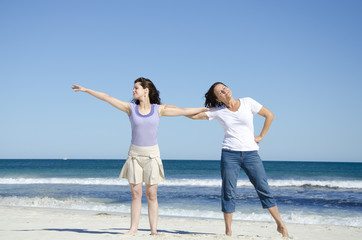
[1,158,362,163]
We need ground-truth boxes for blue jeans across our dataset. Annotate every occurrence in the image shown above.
[221,149,276,213]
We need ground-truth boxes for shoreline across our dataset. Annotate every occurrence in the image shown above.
[1,205,361,240]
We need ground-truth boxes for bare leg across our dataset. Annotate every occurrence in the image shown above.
[223,212,233,236]
[268,206,289,238]
[146,184,159,235]
[124,183,143,235]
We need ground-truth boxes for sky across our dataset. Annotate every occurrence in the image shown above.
[1,0,361,162]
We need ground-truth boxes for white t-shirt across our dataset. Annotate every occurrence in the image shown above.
[206,97,263,151]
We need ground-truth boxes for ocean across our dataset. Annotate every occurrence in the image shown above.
[0,159,361,227]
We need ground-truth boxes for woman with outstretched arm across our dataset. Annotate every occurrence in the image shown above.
[187,82,289,238]
[72,77,208,235]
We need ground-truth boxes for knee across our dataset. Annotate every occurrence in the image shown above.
[131,188,143,200]
[222,181,236,200]
[146,190,158,202]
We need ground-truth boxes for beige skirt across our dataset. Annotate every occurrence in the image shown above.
[119,144,165,185]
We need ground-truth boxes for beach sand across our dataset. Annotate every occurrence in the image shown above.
[0,205,361,240]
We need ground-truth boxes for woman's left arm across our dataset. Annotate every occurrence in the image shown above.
[159,104,209,117]
[255,106,275,143]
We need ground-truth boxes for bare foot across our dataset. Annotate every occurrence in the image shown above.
[150,232,164,236]
[277,224,290,238]
[123,229,137,235]
[225,230,232,236]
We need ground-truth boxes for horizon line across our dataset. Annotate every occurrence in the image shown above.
[0,158,361,163]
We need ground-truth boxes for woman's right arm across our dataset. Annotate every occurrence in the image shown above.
[159,104,209,120]
[72,84,131,115]
[186,112,209,120]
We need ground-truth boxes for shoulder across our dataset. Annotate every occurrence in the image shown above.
[157,104,167,116]
[152,104,160,114]
[157,104,165,111]
[205,105,226,118]
[129,102,136,109]
[240,97,263,113]
[128,102,136,112]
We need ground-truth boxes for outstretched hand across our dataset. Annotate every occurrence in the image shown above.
[72,84,87,92]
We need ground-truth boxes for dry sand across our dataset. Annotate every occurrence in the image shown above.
[0,205,361,240]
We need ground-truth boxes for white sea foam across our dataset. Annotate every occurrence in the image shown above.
[0,196,361,227]
[0,196,130,213]
[1,177,361,189]
[0,177,124,186]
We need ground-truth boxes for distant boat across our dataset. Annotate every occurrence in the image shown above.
[63,157,68,160]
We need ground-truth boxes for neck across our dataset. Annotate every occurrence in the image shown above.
[224,97,237,108]
[138,98,151,108]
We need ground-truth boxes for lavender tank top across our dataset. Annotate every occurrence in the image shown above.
[129,103,160,147]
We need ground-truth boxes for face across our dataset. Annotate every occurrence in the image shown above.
[133,82,148,100]
[213,84,232,103]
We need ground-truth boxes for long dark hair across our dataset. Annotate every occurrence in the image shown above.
[204,82,227,108]
[132,77,161,105]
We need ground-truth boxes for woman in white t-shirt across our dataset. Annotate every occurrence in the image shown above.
[189,82,289,238]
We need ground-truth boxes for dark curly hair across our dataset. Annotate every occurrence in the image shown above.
[132,77,161,105]
[204,82,227,108]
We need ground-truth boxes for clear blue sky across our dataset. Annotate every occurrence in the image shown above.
[1,0,361,162]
